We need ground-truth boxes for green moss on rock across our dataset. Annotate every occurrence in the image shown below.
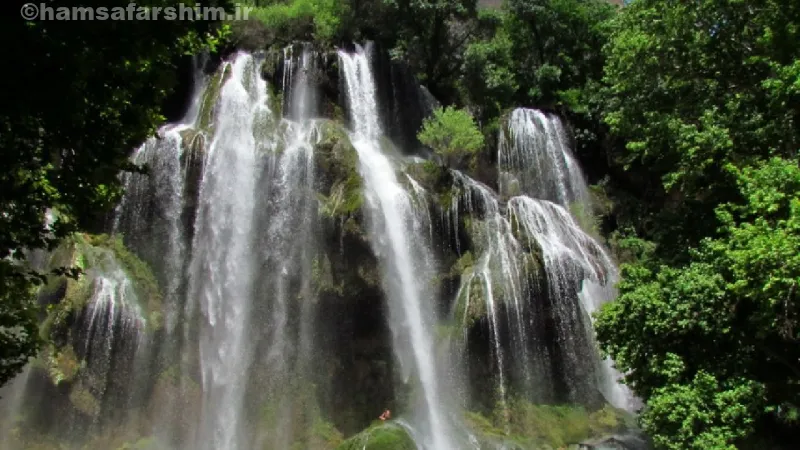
[198,63,232,132]
[39,233,164,339]
[336,422,416,450]
[115,437,166,450]
[312,253,344,296]
[314,120,364,220]
[258,378,345,450]
[69,383,100,417]
[31,344,84,385]
[450,251,475,277]
[404,161,454,210]
[465,399,635,449]
[453,273,488,330]
[85,234,163,329]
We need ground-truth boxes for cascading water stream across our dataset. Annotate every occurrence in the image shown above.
[338,44,456,450]
[499,108,589,207]
[501,107,635,410]
[187,52,266,450]
[114,54,209,335]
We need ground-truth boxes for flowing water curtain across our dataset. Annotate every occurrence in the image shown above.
[0,235,155,449]
[498,107,635,410]
[499,108,589,208]
[339,45,461,450]
[186,52,268,450]
[445,171,554,410]
[109,57,214,447]
[446,104,634,412]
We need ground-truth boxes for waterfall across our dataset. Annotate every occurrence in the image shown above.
[0,236,151,447]
[282,44,319,120]
[186,52,266,450]
[499,108,589,207]
[447,172,551,407]
[500,107,635,410]
[0,47,642,450]
[339,44,456,450]
[77,253,150,412]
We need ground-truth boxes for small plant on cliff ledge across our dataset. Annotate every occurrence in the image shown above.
[417,106,485,170]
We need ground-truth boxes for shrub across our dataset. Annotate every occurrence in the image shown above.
[417,106,485,170]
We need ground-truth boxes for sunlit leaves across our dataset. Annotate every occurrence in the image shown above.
[418,106,484,168]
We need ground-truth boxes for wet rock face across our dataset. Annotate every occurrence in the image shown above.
[258,43,434,154]
[310,120,396,435]
[372,47,432,154]
[261,45,342,122]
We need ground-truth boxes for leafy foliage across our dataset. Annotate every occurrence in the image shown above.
[598,145,800,449]
[418,106,484,169]
[593,2,800,448]
[240,0,347,42]
[600,0,800,259]
[460,0,616,123]
[599,86,800,450]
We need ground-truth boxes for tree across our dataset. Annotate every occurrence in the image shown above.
[418,106,485,168]
[596,1,800,447]
[597,159,800,448]
[382,0,479,99]
[460,0,617,143]
[0,0,231,388]
[600,0,800,261]
[504,0,616,107]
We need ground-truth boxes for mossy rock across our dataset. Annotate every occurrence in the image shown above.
[356,262,380,288]
[313,245,381,301]
[314,120,364,219]
[509,213,544,257]
[403,160,453,199]
[336,422,416,450]
[39,274,94,340]
[261,46,284,86]
[519,251,545,284]
[258,377,345,450]
[43,345,83,385]
[463,217,491,254]
[268,82,284,120]
[179,128,207,158]
[450,251,475,277]
[453,272,489,330]
[39,233,164,339]
[465,400,635,450]
[464,411,528,449]
[312,253,344,296]
[289,420,345,450]
[83,234,163,330]
[69,383,101,417]
[115,437,170,450]
[197,62,233,132]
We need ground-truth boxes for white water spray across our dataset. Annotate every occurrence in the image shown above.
[339,44,456,450]
[188,53,267,450]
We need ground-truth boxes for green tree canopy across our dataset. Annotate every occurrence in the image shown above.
[600,0,800,260]
[418,106,485,168]
[596,1,800,448]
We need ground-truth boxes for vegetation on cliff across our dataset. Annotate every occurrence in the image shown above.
[418,106,485,170]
